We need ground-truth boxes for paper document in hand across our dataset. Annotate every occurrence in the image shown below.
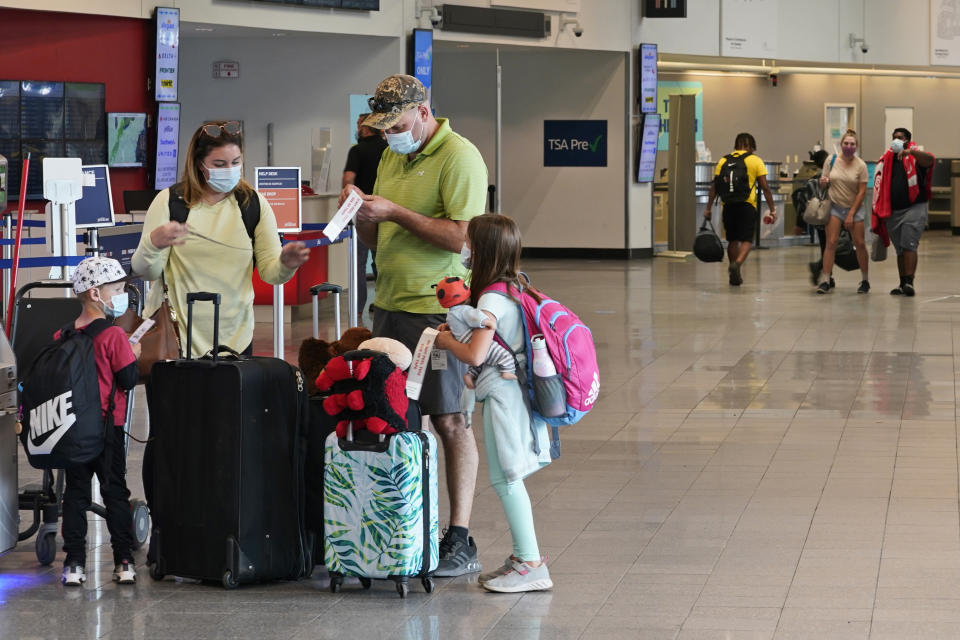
[323,190,363,240]
[128,318,155,345]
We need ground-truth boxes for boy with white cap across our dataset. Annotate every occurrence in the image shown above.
[60,257,141,586]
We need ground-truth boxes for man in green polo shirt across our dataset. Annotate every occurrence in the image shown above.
[338,74,487,577]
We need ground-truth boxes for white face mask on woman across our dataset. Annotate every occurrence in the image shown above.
[205,163,243,193]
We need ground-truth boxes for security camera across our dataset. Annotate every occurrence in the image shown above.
[560,17,583,37]
[849,33,868,55]
[429,6,441,28]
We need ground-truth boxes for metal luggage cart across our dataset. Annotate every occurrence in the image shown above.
[13,280,149,565]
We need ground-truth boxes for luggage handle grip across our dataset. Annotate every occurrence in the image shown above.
[337,438,390,453]
[185,291,221,362]
[186,292,221,304]
[342,349,382,362]
[310,283,342,296]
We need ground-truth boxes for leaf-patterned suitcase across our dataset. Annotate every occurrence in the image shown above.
[323,430,439,597]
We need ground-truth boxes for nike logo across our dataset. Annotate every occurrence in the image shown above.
[28,391,77,455]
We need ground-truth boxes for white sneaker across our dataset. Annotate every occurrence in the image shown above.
[62,564,86,586]
[478,556,514,584]
[481,559,552,593]
[113,560,136,584]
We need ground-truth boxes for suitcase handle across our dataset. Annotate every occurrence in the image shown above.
[342,349,381,362]
[310,283,342,296]
[310,282,342,339]
[185,292,221,362]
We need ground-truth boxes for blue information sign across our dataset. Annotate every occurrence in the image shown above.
[255,167,302,232]
[412,29,433,96]
[543,120,607,167]
[636,114,660,183]
[75,165,115,228]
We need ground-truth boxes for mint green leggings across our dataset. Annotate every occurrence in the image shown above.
[483,409,541,562]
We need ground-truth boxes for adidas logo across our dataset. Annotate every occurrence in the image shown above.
[28,391,77,455]
[584,371,600,407]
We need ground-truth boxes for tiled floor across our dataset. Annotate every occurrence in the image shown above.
[4,232,960,639]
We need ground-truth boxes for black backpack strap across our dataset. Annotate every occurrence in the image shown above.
[168,184,261,242]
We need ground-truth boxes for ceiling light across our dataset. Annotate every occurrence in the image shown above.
[194,27,214,32]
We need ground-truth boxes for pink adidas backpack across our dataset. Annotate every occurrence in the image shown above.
[484,276,600,438]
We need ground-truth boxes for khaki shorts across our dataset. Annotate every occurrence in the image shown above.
[372,306,467,417]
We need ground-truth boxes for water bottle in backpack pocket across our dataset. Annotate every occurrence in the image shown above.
[530,334,566,418]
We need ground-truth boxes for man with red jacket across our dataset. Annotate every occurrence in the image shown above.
[872,128,934,297]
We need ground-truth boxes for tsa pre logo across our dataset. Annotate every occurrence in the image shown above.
[544,120,607,167]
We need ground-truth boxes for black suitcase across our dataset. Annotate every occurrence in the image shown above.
[148,292,311,588]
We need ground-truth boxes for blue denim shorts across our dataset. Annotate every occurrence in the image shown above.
[830,204,865,223]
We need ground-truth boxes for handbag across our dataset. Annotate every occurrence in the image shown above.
[802,156,836,226]
[834,229,860,271]
[870,235,888,262]
[116,281,181,383]
[692,219,724,263]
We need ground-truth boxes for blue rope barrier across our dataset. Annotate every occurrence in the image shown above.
[0,256,85,269]
[0,238,46,246]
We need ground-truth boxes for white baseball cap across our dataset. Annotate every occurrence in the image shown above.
[72,256,130,295]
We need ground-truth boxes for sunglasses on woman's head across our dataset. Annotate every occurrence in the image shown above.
[201,121,242,138]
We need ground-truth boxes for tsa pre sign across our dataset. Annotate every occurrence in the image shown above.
[544,120,607,167]
[255,167,301,233]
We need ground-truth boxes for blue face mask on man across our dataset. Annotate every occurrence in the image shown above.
[385,116,423,155]
[205,164,243,193]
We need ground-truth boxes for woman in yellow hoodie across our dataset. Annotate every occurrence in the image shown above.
[132,121,309,357]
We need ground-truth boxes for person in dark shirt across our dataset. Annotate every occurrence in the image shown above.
[342,113,388,322]
[874,128,934,296]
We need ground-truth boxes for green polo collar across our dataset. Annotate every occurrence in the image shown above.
[418,118,452,157]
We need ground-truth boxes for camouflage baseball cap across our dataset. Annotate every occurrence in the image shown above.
[363,74,427,130]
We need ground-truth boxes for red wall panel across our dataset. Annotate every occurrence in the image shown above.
[0,8,151,212]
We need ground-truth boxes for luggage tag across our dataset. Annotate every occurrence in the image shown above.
[406,327,438,400]
[128,318,155,345]
[323,190,363,240]
[430,348,447,371]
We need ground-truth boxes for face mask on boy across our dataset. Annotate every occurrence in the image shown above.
[101,292,129,318]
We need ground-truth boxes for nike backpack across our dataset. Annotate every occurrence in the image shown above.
[713,152,754,204]
[19,319,114,469]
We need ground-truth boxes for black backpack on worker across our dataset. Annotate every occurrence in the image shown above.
[19,319,115,469]
[714,152,754,204]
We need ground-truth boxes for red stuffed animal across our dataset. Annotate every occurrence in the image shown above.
[315,352,410,437]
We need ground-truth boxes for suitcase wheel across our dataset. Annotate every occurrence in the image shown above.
[359,577,372,590]
[35,531,56,566]
[129,500,150,550]
[329,573,343,593]
[149,563,165,581]
[421,577,434,594]
[222,570,239,590]
[396,581,409,599]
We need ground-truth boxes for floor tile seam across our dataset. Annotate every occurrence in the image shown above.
[868,411,905,639]
[683,392,801,636]
[772,364,870,636]
[573,407,696,628]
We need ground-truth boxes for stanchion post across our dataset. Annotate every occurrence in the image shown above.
[273,233,285,359]
[87,228,99,257]
[2,215,11,321]
[347,222,358,328]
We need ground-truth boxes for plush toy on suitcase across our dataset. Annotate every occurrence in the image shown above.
[319,348,439,597]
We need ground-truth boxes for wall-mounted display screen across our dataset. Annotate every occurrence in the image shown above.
[155,103,180,189]
[154,7,179,102]
[411,29,433,98]
[107,113,148,168]
[0,80,105,200]
[636,114,660,183]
